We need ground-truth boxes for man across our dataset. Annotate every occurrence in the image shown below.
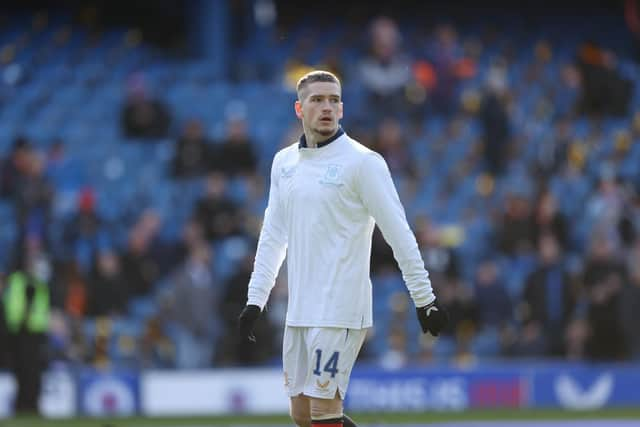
[3,251,50,414]
[521,234,575,356]
[0,274,7,369]
[238,70,448,427]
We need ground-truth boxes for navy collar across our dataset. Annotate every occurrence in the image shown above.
[298,127,344,149]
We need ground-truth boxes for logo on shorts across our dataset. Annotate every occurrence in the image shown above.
[316,379,330,390]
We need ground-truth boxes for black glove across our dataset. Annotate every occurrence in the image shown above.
[238,304,261,342]
[416,299,449,337]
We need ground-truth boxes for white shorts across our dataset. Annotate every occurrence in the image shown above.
[283,326,367,400]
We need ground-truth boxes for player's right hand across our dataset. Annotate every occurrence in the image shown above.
[238,304,261,342]
[416,299,449,337]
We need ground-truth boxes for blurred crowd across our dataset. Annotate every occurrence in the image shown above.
[1,9,640,375]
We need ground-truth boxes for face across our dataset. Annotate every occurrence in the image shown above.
[295,81,343,138]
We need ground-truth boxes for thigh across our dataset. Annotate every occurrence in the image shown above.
[310,390,343,419]
[283,326,308,397]
[303,328,367,400]
[290,394,310,426]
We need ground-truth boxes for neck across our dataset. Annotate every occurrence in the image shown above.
[304,128,338,148]
[299,126,344,149]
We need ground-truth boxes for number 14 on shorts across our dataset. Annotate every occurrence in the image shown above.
[313,349,339,378]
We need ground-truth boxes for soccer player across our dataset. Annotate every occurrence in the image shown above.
[239,70,448,427]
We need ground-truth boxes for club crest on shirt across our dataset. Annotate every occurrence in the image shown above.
[319,164,343,186]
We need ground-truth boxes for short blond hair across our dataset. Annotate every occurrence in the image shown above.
[296,70,341,100]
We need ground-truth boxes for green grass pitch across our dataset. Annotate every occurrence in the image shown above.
[1,408,640,427]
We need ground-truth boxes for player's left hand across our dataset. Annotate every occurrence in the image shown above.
[416,299,449,337]
[238,304,261,342]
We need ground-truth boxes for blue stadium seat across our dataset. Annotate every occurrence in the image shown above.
[471,327,500,359]
[1,8,640,370]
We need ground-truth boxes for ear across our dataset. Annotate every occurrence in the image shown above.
[338,101,344,120]
[295,100,303,119]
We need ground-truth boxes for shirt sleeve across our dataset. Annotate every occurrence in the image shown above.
[247,153,288,309]
[357,152,435,307]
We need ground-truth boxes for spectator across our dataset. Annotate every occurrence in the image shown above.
[161,242,218,369]
[0,136,32,200]
[87,251,128,316]
[617,187,640,248]
[575,41,633,117]
[473,257,512,329]
[193,173,243,242]
[478,64,511,177]
[424,24,465,116]
[121,73,171,139]
[531,189,569,251]
[121,210,165,297]
[626,0,640,60]
[497,191,536,256]
[0,273,7,369]
[620,241,640,359]
[14,151,53,255]
[3,247,51,414]
[521,234,576,356]
[63,187,109,274]
[582,233,628,360]
[372,117,417,180]
[210,106,259,178]
[172,119,211,178]
[358,16,412,121]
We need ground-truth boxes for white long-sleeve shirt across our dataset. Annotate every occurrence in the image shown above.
[247,130,435,329]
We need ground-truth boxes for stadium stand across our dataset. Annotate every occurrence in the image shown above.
[0,2,639,375]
